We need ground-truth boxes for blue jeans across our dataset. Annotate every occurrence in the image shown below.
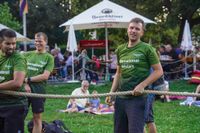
[144,94,155,123]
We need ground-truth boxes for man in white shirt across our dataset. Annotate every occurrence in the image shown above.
[66,80,90,112]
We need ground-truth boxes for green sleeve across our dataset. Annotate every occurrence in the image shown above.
[14,55,27,72]
[148,46,160,65]
[44,54,54,72]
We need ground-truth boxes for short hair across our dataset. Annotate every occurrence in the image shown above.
[160,45,166,50]
[129,17,145,30]
[0,28,16,43]
[35,32,48,43]
[81,80,89,86]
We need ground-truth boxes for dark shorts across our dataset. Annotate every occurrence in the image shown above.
[114,96,146,133]
[0,105,27,133]
[144,94,155,123]
[28,97,46,113]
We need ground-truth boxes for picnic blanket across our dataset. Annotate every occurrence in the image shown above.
[180,97,200,107]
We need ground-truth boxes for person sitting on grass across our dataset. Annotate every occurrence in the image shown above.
[64,80,90,113]
[87,90,101,112]
[85,92,115,114]
[180,85,200,107]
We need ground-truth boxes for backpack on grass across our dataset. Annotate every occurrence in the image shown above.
[27,119,72,133]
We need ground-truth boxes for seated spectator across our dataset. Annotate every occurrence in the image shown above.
[64,80,90,113]
[85,91,115,114]
[180,86,200,107]
[86,90,101,112]
[157,45,167,60]
[161,44,181,80]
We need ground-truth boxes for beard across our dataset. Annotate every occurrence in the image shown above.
[4,49,15,56]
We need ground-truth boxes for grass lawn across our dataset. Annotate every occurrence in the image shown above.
[25,80,200,133]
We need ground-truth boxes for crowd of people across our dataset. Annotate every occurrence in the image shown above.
[157,43,200,80]
[49,40,197,84]
[49,46,118,84]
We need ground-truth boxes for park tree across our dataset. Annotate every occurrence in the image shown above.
[163,0,200,44]
[25,0,72,47]
[0,0,72,48]
[0,2,21,31]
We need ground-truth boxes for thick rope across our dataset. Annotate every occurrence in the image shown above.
[0,90,200,99]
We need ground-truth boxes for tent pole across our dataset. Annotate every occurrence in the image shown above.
[193,48,196,71]
[23,13,27,51]
[184,50,189,79]
[105,26,109,81]
[72,51,75,81]
[92,48,94,56]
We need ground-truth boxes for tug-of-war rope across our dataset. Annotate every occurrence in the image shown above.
[0,90,200,99]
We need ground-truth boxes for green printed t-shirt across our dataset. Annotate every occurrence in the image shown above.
[24,51,54,93]
[0,51,27,107]
[116,41,159,98]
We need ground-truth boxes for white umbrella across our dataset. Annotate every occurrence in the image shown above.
[180,20,193,79]
[181,20,193,51]
[66,23,79,82]
[0,23,31,42]
[60,0,155,79]
[67,23,78,52]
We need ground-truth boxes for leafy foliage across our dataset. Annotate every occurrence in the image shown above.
[0,2,21,31]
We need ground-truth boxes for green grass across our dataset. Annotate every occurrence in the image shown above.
[25,80,200,133]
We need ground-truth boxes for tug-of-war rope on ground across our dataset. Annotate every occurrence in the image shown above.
[0,90,200,99]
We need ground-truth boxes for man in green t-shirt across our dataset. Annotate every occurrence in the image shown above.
[0,29,27,133]
[24,32,54,133]
[106,18,163,133]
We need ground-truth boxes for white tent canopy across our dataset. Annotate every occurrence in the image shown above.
[60,0,155,80]
[60,0,155,30]
[0,23,31,42]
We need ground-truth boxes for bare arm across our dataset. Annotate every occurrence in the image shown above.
[0,71,25,91]
[133,63,163,95]
[110,65,121,93]
[105,65,121,104]
[25,70,50,83]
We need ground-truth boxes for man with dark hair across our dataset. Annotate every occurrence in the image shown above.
[0,28,27,133]
[106,18,163,133]
[24,32,54,133]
